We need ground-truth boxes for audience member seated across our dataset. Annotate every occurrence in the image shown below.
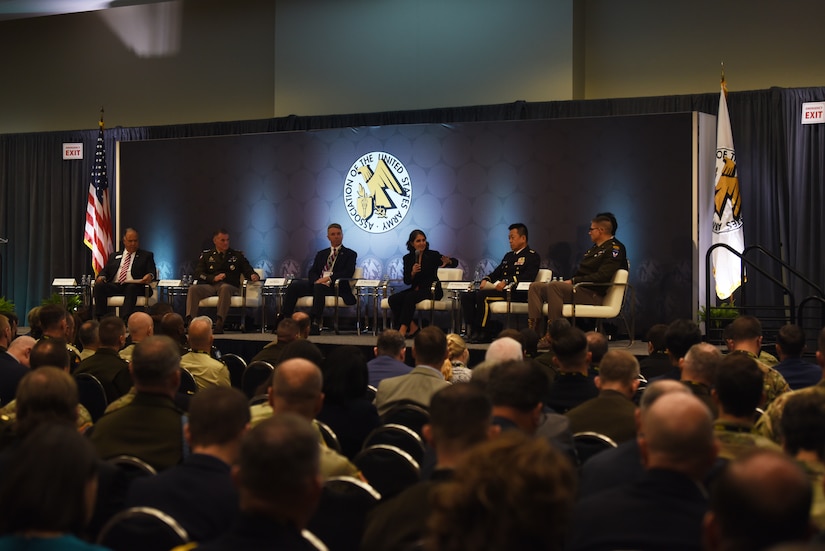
[250,317,299,366]
[442,333,471,383]
[569,391,717,550]
[774,323,821,390]
[704,448,813,551]
[37,304,81,371]
[427,430,575,551]
[712,351,780,461]
[7,335,35,367]
[159,312,189,355]
[724,315,790,407]
[585,330,608,373]
[374,326,451,417]
[577,382,691,502]
[90,335,186,471]
[361,383,495,551]
[180,316,230,390]
[755,326,825,443]
[469,336,525,383]
[779,390,825,530]
[0,339,92,432]
[126,387,249,543]
[0,424,109,551]
[119,312,153,363]
[638,323,671,380]
[316,346,379,460]
[263,357,361,479]
[183,414,322,551]
[0,314,28,406]
[75,316,132,403]
[77,320,100,361]
[649,318,703,382]
[680,342,722,417]
[366,329,410,388]
[544,327,598,413]
[565,349,640,444]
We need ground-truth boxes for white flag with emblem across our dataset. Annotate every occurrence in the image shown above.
[711,76,745,300]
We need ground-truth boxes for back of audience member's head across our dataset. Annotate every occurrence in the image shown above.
[187,386,250,448]
[279,339,325,367]
[376,329,406,357]
[646,323,668,353]
[321,345,368,403]
[14,367,79,438]
[682,342,722,384]
[639,379,692,412]
[131,335,181,388]
[446,333,468,362]
[98,316,126,348]
[0,424,98,536]
[30,338,70,370]
[551,327,589,370]
[485,336,523,364]
[38,304,67,332]
[427,430,575,551]
[7,335,35,367]
[519,328,540,358]
[665,319,703,360]
[779,391,825,460]
[237,413,321,524]
[640,391,717,478]
[187,316,213,351]
[586,331,608,365]
[487,360,548,412]
[776,324,806,358]
[705,448,812,551]
[276,317,299,343]
[0,314,9,344]
[27,306,43,339]
[148,302,173,334]
[270,358,323,420]
[726,315,763,342]
[126,312,154,341]
[427,383,492,452]
[292,312,311,338]
[497,329,524,348]
[714,352,764,418]
[77,320,100,350]
[413,326,448,368]
[597,349,640,386]
[548,318,572,340]
[159,312,187,346]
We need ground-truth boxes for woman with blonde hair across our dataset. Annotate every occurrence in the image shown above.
[442,333,472,383]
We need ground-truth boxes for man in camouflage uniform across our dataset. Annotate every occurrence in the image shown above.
[186,228,260,334]
[755,325,825,443]
[712,352,781,460]
[724,315,789,409]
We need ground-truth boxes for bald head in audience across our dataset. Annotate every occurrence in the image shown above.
[268,358,324,421]
[638,391,718,479]
[7,335,35,367]
[127,312,154,343]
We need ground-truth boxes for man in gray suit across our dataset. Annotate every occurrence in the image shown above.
[374,326,451,416]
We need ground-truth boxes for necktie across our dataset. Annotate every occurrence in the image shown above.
[324,248,337,271]
[118,252,132,283]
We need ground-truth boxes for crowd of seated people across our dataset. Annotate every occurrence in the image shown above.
[4,300,825,551]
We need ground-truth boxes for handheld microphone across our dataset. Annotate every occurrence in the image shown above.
[416,250,422,265]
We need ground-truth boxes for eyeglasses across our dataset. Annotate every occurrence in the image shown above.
[588,227,601,233]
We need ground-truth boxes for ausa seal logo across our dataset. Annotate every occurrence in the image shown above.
[344,152,411,234]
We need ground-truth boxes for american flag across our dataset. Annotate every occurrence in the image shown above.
[83,112,114,275]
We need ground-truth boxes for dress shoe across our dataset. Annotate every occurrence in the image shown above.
[214,317,224,334]
[309,322,321,336]
[537,334,552,350]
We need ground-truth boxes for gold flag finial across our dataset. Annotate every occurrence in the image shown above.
[99,107,105,129]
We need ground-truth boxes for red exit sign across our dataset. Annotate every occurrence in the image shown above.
[801,102,825,125]
[62,143,83,159]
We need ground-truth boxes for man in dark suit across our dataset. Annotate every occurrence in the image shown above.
[125,386,250,542]
[186,228,260,334]
[280,223,357,335]
[568,391,718,551]
[94,228,157,321]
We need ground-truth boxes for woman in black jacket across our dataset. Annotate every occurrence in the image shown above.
[388,229,457,337]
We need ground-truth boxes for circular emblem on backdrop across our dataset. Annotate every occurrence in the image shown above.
[344,152,412,234]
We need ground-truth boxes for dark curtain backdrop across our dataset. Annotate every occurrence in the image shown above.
[1,86,823,324]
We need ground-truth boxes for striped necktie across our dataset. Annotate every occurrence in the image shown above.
[117,252,132,283]
[324,247,338,271]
